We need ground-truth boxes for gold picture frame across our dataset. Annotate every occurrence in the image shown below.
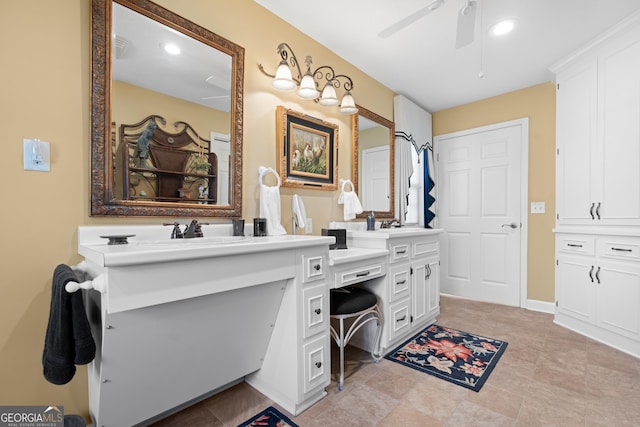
[276,106,338,190]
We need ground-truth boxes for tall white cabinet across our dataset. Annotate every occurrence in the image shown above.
[552,13,640,358]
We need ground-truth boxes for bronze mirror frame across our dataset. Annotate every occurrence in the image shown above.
[90,0,244,217]
[351,105,395,219]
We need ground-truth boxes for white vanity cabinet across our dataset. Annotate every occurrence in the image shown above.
[77,226,333,426]
[347,229,442,353]
[554,18,640,226]
[245,247,331,416]
[555,233,640,357]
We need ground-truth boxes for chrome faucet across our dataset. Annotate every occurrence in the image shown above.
[380,219,400,229]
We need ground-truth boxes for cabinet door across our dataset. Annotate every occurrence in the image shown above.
[426,257,440,319]
[411,258,429,327]
[556,254,596,323]
[411,255,440,327]
[595,259,640,340]
[597,26,640,225]
[556,58,597,224]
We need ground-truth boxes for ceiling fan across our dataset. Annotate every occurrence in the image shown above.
[378,0,477,49]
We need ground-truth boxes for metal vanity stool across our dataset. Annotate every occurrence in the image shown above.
[329,286,383,391]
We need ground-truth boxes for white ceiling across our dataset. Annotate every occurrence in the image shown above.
[113,3,232,112]
[254,0,640,112]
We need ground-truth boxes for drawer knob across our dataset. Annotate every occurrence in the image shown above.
[313,264,321,271]
[315,361,322,368]
[612,247,632,252]
[314,308,321,315]
[397,315,407,322]
[356,271,371,277]
[567,243,583,248]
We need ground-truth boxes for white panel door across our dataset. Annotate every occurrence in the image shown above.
[361,146,390,211]
[436,120,525,306]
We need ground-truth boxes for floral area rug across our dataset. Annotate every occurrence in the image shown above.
[385,324,508,392]
[237,406,298,427]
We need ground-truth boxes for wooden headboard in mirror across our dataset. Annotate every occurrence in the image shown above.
[351,105,395,219]
[118,115,227,204]
[91,0,244,217]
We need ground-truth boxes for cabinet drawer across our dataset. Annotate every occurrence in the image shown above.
[333,263,385,289]
[303,255,326,283]
[388,264,410,302]
[303,335,329,394]
[414,238,438,257]
[302,284,327,339]
[557,235,595,255]
[597,237,640,261]
[390,242,411,263]
[387,298,411,343]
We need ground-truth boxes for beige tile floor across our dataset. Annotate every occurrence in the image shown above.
[151,295,640,426]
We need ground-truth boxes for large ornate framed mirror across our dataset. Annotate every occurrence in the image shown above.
[351,105,395,219]
[91,0,244,217]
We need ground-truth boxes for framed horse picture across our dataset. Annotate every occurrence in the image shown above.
[276,106,338,190]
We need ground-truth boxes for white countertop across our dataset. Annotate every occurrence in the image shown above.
[78,225,334,267]
[347,228,443,239]
[328,247,389,266]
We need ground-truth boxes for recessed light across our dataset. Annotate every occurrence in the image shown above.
[489,20,516,37]
[163,43,181,55]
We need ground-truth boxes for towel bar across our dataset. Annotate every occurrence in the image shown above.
[66,261,106,293]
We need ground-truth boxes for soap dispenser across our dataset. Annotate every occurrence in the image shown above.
[367,210,376,231]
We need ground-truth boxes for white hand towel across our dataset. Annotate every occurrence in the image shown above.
[292,194,306,229]
[338,179,364,221]
[259,167,287,236]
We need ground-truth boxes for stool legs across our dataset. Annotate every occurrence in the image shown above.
[339,317,346,391]
[330,304,383,391]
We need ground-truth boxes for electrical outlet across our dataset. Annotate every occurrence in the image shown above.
[305,218,313,234]
[531,202,545,214]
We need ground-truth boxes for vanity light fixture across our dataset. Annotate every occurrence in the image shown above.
[258,42,358,115]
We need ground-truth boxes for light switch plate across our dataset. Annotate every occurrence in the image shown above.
[531,202,545,214]
[305,218,313,234]
[23,139,51,172]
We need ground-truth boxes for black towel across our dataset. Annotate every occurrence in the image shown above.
[42,264,96,385]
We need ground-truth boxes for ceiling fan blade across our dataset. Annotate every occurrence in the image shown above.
[379,0,445,38]
[455,0,476,48]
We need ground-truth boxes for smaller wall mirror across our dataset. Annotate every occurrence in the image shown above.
[352,105,395,219]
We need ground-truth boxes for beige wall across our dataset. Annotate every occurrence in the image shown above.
[0,0,394,418]
[432,82,556,303]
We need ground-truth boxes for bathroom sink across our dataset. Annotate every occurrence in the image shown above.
[132,236,249,248]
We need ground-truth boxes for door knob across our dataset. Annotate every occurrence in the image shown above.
[501,223,518,229]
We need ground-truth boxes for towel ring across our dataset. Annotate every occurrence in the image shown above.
[258,166,281,188]
[339,178,354,192]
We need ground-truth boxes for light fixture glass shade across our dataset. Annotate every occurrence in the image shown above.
[339,91,358,115]
[318,81,339,106]
[297,72,319,100]
[272,60,296,91]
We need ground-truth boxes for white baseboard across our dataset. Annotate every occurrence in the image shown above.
[526,299,555,314]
